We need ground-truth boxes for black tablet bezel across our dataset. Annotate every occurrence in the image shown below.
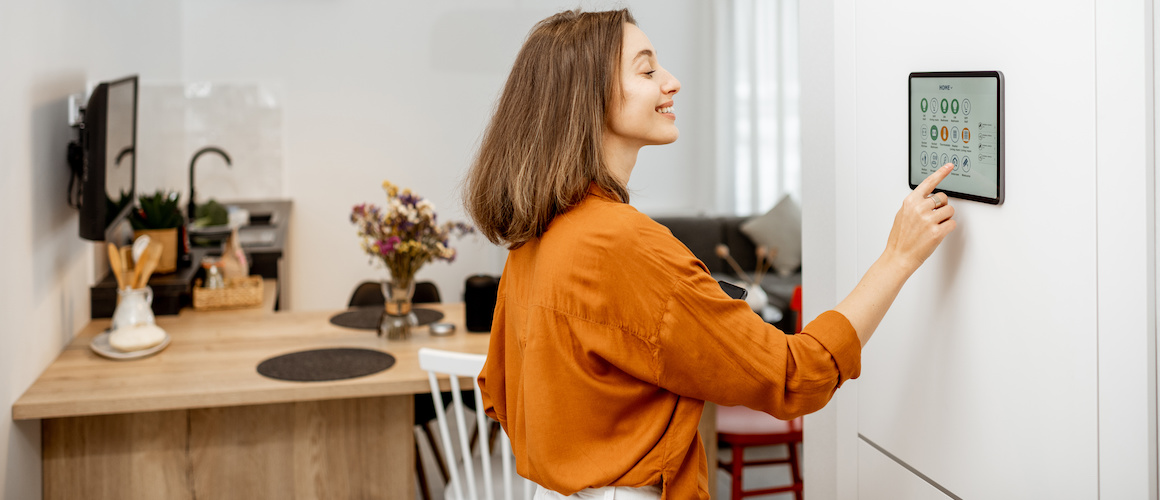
[908,71,1004,205]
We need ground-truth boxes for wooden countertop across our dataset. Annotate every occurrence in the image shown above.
[12,302,490,421]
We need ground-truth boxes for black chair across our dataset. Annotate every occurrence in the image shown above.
[348,281,441,307]
[348,280,463,500]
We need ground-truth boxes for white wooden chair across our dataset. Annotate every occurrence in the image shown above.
[417,348,535,500]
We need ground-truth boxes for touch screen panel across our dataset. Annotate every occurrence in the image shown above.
[909,71,1003,204]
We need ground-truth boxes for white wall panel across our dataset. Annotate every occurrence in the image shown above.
[801,0,860,498]
[850,0,1098,498]
[1096,1,1155,497]
[806,0,1158,498]
[858,439,952,500]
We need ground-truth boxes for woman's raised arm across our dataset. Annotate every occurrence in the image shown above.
[834,163,956,347]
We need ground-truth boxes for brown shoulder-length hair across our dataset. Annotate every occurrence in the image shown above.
[463,8,634,249]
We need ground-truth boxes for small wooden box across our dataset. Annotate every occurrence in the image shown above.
[192,276,264,311]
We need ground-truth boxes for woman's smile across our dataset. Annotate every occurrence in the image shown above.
[656,101,675,120]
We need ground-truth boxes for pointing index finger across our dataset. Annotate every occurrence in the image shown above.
[916,163,953,198]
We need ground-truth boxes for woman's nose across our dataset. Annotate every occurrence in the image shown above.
[663,71,681,95]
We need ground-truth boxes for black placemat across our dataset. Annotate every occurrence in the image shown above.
[257,348,395,382]
[329,306,444,330]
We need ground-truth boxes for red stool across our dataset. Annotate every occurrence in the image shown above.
[717,406,803,500]
[790,285,803,334]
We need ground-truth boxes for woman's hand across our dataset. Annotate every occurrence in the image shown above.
[884,163,957,274]
[834,163,956,346]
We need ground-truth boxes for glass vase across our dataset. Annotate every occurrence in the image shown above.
[380,279,418,340]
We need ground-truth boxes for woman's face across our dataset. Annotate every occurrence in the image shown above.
[605,23,682,148]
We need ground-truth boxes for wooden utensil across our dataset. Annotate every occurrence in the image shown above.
[121,247,135,290]
[131,234,151,265]
[107,243,126,290]
[134,241,163,289]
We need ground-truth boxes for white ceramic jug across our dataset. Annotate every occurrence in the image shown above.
[112,286,156,331]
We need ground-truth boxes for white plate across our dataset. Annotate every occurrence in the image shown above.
[90,329,171,360]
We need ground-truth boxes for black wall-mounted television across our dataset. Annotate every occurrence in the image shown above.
[78,75,138,241]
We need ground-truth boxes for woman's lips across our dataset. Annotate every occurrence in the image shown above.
[656,103,675,120]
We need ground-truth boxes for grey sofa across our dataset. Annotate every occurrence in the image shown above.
[652,216,801,331]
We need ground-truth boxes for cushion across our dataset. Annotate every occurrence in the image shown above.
[739,195,802,277]
[716,404,800,434]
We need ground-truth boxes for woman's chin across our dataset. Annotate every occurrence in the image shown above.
[652,129,679,145]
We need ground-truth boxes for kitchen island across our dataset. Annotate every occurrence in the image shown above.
[16,302,487,499]
[14,302,718,499]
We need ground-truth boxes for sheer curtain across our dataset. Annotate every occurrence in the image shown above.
[715,0,800,216]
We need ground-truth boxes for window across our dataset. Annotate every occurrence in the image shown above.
[717,0,800,215]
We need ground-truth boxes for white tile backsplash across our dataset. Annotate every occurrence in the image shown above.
[137,82,284,206]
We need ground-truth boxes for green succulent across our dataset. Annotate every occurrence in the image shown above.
[130,191,184,230]
[194,199,229,227]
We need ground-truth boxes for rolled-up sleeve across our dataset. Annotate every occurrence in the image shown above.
[652,271,861,420]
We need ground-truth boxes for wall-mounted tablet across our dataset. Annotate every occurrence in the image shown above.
[909,71,1004,205]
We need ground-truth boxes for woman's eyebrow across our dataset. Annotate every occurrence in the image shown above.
[633,49,654,61]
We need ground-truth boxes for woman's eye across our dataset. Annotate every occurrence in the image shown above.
[644,70,656,78]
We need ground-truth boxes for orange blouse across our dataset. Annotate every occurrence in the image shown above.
[479,186,861,500]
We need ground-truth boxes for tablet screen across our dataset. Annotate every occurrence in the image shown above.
[909,71,1003,204]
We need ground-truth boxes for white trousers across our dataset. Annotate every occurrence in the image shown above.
[533,484,662,500]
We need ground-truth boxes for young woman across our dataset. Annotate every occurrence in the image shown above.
[465,9,955,500]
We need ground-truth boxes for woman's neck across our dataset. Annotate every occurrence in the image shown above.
[602,136,641,185]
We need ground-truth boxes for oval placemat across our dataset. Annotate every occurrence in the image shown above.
[257,348,395,382]
[329,306,444,330]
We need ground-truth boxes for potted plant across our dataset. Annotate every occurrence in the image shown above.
[130,190,183,273]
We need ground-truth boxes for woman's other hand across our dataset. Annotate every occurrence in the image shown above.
[884,163,957,273]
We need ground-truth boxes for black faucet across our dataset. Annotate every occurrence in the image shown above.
[188,146,232,221]
[115,146,134,165]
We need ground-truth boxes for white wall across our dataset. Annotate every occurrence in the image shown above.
[799,0,859,497]
[179,0,718,311]
[0,1,184,498]
[803,0,1156,498]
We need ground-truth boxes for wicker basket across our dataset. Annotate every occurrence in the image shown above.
[193,275,264,311]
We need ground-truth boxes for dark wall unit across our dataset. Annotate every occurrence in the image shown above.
[77,75,138,241]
